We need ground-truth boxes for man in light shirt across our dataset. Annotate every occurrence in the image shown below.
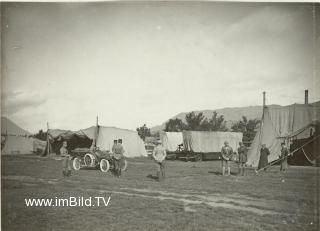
[221,141,233,176]
[113,139,125,177]
[60,141,71,177]
[152,140,167,181]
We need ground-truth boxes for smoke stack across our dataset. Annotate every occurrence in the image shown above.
[263,91,266,107]
[304,90,308,104]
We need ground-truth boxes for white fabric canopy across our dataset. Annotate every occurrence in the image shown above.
[183,131,243,153]
[160,132,183,152]
[96,126,147,157]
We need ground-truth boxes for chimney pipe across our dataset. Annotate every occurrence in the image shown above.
[305,90,309,104]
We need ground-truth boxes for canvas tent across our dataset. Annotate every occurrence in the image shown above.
[47,125,147,158]
[247,103,320,167]
[2,136,34,155]
[182,131,243,153]
[1,117,46,155]
[160,132,183,152]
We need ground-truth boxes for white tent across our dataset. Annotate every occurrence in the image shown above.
[1,135,43,155]
[160,132,183,152]
[183,131,243,153]
[95,126,147,158]
[247,103,320,167]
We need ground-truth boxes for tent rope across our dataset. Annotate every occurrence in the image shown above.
[257,134,320,171]
[301,147,316,165]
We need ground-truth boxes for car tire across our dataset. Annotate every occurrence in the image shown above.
[100,159,110,172]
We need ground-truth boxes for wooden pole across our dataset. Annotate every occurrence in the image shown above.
[304,90,309,104]
[46,122,50,156]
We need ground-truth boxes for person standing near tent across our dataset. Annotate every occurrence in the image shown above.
[279,142,289,172]
[221,141,233,176]
[257,144,270,171]
[111,140,117,153]
[152,140,167,181]
[237,142,247,176]
[60,141,72,177]
[113,139,125,177]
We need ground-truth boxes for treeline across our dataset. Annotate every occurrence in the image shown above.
[137,111,260,144]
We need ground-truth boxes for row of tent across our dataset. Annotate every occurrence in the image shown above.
[46,126,147,157]
[2,102,319,166]
[160,103,320,167]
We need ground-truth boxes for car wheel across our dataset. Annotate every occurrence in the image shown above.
[73,157,81,170]
[100,159,110,172]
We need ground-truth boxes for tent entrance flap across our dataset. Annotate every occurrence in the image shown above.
[47,129,93,155]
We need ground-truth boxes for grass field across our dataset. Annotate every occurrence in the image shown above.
[1,155,320,231]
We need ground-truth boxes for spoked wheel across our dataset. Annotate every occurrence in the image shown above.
[195,154,203,162]
[100,159,110,172]
[84,153,96,167]
[120,159,128,171]
[73,157,81,171]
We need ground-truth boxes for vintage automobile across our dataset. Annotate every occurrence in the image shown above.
[71,148,127,173]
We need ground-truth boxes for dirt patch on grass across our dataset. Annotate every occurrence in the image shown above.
[87,187,277,215]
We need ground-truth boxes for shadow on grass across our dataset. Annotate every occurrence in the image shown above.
[208,171,239,176]
[146,174,159,181]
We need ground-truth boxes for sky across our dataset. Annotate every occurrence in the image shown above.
[1,2,320,133]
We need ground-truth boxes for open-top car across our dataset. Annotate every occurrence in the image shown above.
[70,148,127,173]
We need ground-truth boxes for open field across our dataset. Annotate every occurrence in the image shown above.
[2,155,320,231]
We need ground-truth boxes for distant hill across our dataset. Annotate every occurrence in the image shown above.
[1,117,31,136]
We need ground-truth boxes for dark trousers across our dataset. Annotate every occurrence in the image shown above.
[156,161,165,180]
[114,159,122,176]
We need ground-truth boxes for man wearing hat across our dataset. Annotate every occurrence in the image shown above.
[152,140,167,181]
[279,142,289,172]
[221,141,233,176]
[60,141,72,177]
[237,142,247,176]
[113,139,125,177]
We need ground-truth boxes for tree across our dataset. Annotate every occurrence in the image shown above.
[205,111,228,131]
[165,118,187,132]
[185,111,205,130]
[34,129,47,141]
[232,116,260,143]
[136,124,151,141]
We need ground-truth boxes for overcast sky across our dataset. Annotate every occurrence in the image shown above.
[1,2,319,133]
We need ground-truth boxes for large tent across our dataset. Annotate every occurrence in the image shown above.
[246,103,320,167]
[182,131,243,153]
[2,136,35,155]
[160,132,183,152]
[47,125,147,158]
[1,117,46,155]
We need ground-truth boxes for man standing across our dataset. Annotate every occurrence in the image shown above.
[113,139,125,177]
[152,140,167,181]
[279,142,289,172]
[221,141,233,176]
[257,144,270,171]
[60,141,71,177]
[111,140,117,153]
[237,142,247,176]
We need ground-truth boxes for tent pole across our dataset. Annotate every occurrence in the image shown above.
[46,122,50,156]
[258,134,320,171]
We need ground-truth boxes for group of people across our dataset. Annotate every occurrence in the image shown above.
[111,139,125,177]
[221,141,290,176]
[60,138,291,180]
